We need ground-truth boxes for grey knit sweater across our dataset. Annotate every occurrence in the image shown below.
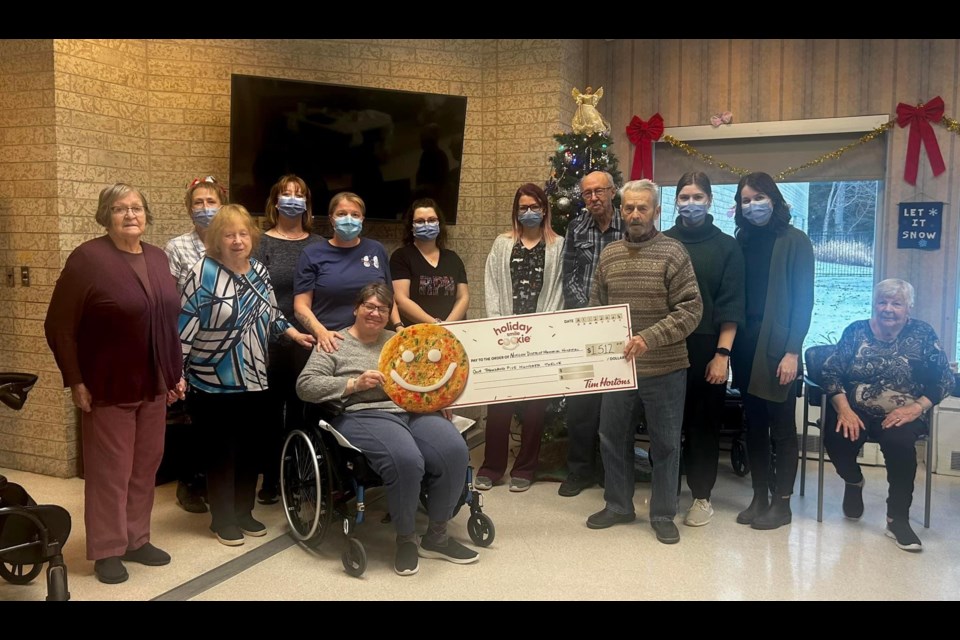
[295,330,403,413]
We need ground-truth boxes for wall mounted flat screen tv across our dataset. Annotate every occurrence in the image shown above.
[230,74,468,224]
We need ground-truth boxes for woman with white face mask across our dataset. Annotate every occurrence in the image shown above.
[663,172,745,528]
[731,172,814,531]
[252,175,324,505]
[390,198,470,326]
[293,192,401,354]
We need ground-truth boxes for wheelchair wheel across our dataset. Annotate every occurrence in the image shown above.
[0,559,42,585]
[341,538,366,577]
[45,564,69,601]
[467,512,495,547]
[281,429,333,546]
[730,438,750,477]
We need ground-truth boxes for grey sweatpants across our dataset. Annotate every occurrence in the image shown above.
[332,410,469,536]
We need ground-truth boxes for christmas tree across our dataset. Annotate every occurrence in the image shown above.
[544,131,624,237]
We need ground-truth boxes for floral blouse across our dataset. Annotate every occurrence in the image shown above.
[820,318,953,422]
[509,238,545,315]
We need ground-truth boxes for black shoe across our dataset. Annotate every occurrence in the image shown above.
[586,508,636,529]
[418,537,479,564]
[736,493,770,525]
[257,484,280,505]
[558,473,597,497]
[94,557,128,584]
[122,542,171,566]
[652,520,680,544]
[237,514,267,537]
[751,497,792,530]
[886,519,922,552]
[211,525,245,546]
[177,480,208,514]
[843,480,865,519]
[395,541,420,575]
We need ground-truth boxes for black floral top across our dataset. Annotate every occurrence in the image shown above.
[820,319,954,422]
[510,238,545,315]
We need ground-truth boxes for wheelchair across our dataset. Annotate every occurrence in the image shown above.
[0,373,72,601]
[279,403,495,577]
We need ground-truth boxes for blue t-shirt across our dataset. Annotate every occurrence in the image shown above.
[293,238,393,331]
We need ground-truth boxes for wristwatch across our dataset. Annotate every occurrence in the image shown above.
[715,347,732,357]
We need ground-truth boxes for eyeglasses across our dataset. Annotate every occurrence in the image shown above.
[359,302,390,316]
[517,206,543,214]
[111,206,145,215]
[582,187,611,200]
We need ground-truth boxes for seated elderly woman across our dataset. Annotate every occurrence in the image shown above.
[295,282,479,576]
[820,278,953,552]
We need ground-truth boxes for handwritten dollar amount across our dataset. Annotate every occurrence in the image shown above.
[585,341,625,356]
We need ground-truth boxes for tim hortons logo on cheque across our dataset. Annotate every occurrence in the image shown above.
[493,320,532,350]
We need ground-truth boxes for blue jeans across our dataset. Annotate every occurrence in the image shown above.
[599,369,686,521]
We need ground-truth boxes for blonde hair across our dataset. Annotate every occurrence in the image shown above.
[204,204,261,259]
[328,192,366,217]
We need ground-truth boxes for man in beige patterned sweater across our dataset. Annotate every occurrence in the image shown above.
[585,179,703,545]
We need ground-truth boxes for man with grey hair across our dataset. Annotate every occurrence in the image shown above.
[559,170,624,497]
[585,179,702,544]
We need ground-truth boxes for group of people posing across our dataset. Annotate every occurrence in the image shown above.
[43,166,951,584]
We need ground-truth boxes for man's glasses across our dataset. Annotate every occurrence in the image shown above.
[360,302,390,315]
[111,206,145,215]
[582,188,611,200]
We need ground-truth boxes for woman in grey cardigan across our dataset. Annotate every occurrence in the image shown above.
[477,183,565,492]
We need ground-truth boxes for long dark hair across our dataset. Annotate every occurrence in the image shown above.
[401,198,448,249]
[733,172,791,237]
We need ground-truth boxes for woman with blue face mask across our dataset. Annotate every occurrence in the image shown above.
[252,175,324,505]
[293,192,401,355]
[477,183,565,493]
[390,199,469,327]
[731,171,814,531]
[164,175,228,516]
[663,172,745,528]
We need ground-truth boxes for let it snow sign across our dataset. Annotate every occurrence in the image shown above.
[898,202,942,250]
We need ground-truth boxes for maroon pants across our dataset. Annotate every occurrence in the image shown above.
[478,399,548,482]
[81,395,166,560]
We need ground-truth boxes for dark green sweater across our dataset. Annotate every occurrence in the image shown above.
[664,215,745,336]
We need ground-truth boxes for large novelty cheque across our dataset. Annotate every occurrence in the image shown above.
[379,305,637,411]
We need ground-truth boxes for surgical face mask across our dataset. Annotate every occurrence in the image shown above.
[333,216,363,241]
[742,200,774,226]
[677,202,708,225]
[192,207,218,228]
[518,210,544,228]
[413,222,440,240]
[277,196,306,218]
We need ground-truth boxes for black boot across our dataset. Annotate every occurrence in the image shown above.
[736,492,769,525]
[751,496,792,530]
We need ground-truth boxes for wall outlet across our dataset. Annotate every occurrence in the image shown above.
[20,266,30,287]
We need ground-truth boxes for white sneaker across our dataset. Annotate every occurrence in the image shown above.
[684,498,714,527]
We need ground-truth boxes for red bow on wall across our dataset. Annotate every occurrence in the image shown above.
[626,113,664,180]
[896,96,946,186]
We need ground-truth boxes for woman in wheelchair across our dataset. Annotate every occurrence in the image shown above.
[296,282,479,576]
[820,279,953,552]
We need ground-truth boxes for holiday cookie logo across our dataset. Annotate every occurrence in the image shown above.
[493,320,533,351]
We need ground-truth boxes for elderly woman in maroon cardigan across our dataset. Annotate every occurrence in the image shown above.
[44,183,185,585]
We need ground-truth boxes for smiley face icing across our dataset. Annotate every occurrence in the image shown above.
[379,324,469,413]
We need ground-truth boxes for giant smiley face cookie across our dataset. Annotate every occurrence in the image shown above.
[379,324,469,413]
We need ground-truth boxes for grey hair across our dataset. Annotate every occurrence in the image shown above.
[620,179,659,204]
[95,183,153,227]
[874,278,915,308]
[579,170,616,191]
